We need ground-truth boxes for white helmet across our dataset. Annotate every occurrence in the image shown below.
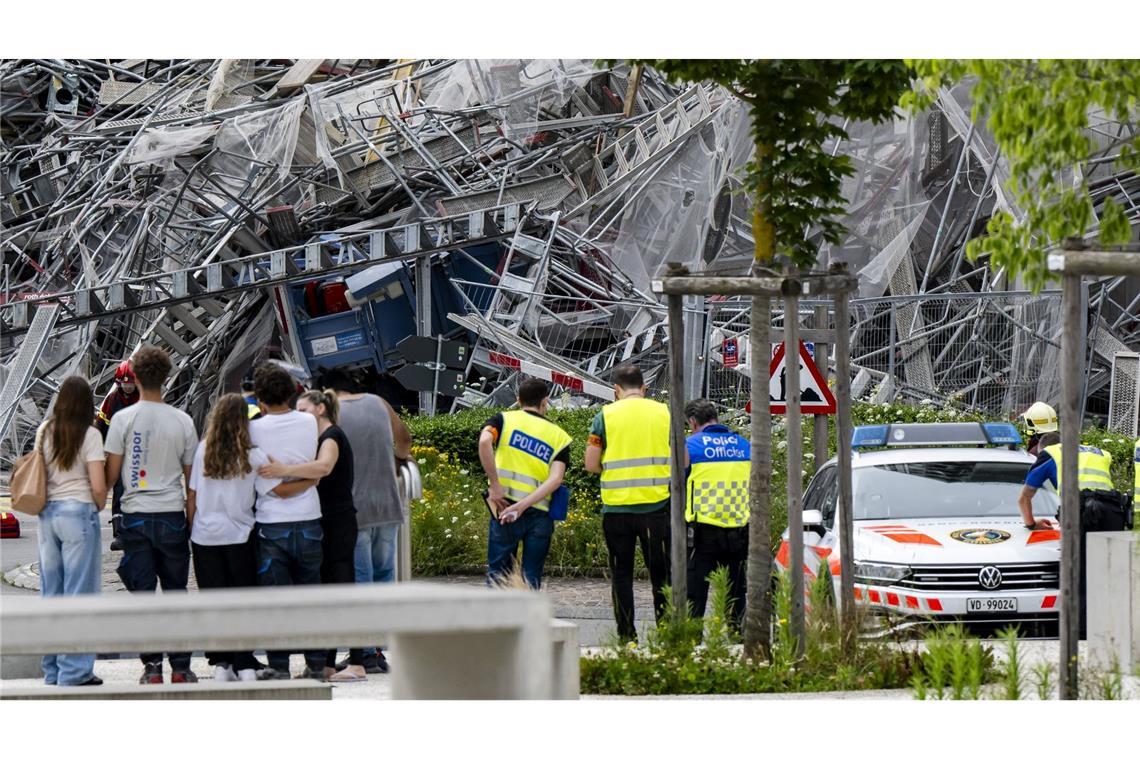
[1020,401,1058,434]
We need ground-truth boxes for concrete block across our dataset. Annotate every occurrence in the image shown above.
[1087,531,1140,673]
[0,655,43,680]
[551,619,580,700]
[0,680,331,700]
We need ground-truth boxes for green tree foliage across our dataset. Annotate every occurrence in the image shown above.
[627,60,912,268]
[903,60,1140,290]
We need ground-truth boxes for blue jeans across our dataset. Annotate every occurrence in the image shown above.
[354,522,399,584]
[256,519,325,671]
[353,522,399,658]
[117,511,191,669]
[38,500,101,685]
[487,508,554,590]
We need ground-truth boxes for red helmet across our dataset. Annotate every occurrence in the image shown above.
[114,360,136,384]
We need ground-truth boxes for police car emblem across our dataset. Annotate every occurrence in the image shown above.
[950,528,1011,545]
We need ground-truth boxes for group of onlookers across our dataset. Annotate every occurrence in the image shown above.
[35,346,409,686]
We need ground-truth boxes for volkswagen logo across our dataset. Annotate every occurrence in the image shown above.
[978,566,1003,590]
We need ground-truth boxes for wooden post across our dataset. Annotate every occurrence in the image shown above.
[833,282,856,646]
[666,289,688,620]
[1059,271,1083,699]
[811,304,829,474]
[783,282,805,658]
[744,294,773,659]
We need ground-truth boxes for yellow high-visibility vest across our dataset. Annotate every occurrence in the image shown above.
[1133,438,1139,503]
[687,459,750,528]
[494,410,572,512]
[1043,443,1114,492]
[600,397,671,506]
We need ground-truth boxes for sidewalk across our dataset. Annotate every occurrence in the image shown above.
[3,545,657,647]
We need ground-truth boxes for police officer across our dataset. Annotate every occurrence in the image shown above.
[584,363,671,643]
[1018,406,1128,637]
[682,399,750,631]
[95,360,140,550]
[479,378,572,590]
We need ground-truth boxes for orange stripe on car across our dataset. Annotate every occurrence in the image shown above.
[1027,530,1061,544]
[905,596,919,609]
[886,592,900,607]
[879,532,942,546]
[1041,595,1057,609]
[927,598,943,611]
[868,590,881,603]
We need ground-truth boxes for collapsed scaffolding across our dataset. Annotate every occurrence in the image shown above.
[3,59,1139,471]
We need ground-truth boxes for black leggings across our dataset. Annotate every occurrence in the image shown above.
[321,510,364,667]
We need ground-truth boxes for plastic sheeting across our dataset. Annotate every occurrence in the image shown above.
[125,124,218,168]
[209,96,305,196]
[607,99,755,292]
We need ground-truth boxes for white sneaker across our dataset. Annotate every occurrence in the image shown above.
[214,665,237,682]
[236,668,258,682]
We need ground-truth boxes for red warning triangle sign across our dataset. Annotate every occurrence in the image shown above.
[767,340,836,415]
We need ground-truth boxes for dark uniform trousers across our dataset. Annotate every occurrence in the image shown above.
[686,521,748,631]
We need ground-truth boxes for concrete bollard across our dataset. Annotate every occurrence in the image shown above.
[1086,532,1140,673]
[0,655,43,680]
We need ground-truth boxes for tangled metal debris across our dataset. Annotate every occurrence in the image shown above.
[2,59,1138,469]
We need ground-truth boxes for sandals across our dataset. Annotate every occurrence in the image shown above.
[328,666,367,683]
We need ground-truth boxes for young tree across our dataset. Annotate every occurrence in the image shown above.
[627,60,912,660]
[903,60,1140,289]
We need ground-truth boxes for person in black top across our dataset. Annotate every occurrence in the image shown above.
[259,388,366,682]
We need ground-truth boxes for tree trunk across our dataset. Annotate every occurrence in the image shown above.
[743,142,776,661]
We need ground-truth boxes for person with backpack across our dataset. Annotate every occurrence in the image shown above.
[36,376,108,687]
[95,359,140,551]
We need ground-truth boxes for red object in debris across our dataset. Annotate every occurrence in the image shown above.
[321,282,350,314]
[1,511,20,539]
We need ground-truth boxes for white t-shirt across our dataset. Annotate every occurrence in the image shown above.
[188,443,282,546]
[38,423,105,505]
[248,410,320,523]
[105,400,198,513]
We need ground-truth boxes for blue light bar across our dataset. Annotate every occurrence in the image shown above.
[852,425,889,449]
[982,422,1022,446]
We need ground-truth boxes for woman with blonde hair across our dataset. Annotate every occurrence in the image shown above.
[187,393,315,682]
[260,388,365,682]
[37,375,107,686]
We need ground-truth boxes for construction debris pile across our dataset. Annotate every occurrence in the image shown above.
[3,59,1138,469]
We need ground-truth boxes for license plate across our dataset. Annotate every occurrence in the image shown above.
[967,597,1017,613]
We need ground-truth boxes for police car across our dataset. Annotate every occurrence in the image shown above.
[777,422,1061,632]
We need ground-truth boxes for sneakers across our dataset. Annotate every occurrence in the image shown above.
[71,675,104,686]
[256,668,291,681]
[236,668,258,682]
[299,666,336,682]
[335,651,389,674]
[139,663,163,684]
[171,670,198,684]
[214,665,238,682]
[109,535,124,551]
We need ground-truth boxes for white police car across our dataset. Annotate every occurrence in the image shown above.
[777,422,1061,632]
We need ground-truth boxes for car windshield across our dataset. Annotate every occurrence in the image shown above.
[852,461,1060,521]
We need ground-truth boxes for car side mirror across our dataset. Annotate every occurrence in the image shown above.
[803,509,824,526]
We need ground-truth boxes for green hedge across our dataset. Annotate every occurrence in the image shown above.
[405,403,1137,576]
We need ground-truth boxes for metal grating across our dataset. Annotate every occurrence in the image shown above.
[1107,352,1139,436]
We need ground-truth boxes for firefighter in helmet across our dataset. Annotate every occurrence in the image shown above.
[96,360,141,550]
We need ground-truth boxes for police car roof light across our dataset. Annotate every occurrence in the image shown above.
[851,425,889,449]
[851,422,1023,450]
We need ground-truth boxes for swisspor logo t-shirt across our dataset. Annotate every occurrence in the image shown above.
[105,401,198,513]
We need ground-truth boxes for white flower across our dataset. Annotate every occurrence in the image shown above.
[417,458,427,465]
[777,441,787,451]
[459,469,469,475]
[451,516,458,523]
[463,510,472,517]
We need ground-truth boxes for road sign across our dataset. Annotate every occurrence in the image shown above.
[394,364,464,395]
[769,340,836,414]
[722,338,739,368]
[395,335,469,368]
